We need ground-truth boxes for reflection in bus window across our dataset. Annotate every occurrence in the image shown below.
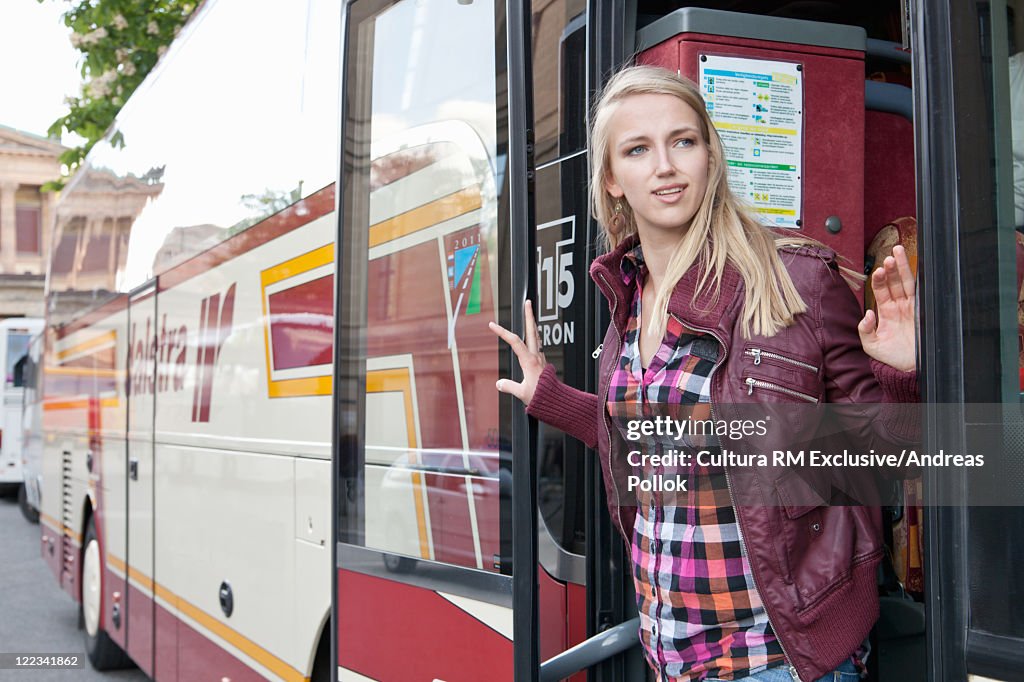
[48,0,340,326]
[965,0,1024,641]
[532,0,587,165]
[362,141,502,572]
[341,0,508,575]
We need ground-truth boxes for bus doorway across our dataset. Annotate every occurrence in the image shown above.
[332,0,1024,679]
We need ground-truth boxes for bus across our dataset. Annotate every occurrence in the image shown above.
[19,331,43,523]
[0,317,43,502]
[40,0,1023,681]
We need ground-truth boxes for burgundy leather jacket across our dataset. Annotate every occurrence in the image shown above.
[526,235,919,682]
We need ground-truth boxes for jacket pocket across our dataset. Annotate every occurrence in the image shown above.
[774,471,861,611]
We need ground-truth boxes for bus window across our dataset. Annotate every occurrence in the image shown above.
[6,332,31,387]
[337,0,510,578]
[532,0,587,166]
[532,0,589,564]
[959,0,1024,648]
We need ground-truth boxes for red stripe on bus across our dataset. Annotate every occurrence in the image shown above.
[126,581,155,677]
[155,601,178,680]
[337,568,512,681]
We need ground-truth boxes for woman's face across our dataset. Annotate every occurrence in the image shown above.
[603,93,710,239]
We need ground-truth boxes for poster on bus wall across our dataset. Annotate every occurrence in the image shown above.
[699,54,804,229]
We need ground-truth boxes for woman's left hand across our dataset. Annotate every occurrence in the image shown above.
[858,244,916,372]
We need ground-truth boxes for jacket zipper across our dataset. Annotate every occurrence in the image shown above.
[745,348,818,372]
[744,377,819,403]
[726,467,804,682]
[592,344,603,359]
[596,274,624,534]
[681,322,804,682]
[601,279,803,680]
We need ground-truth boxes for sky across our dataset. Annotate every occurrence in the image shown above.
[0,0,83,142]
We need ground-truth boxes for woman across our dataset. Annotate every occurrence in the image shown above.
[490,66,917,682]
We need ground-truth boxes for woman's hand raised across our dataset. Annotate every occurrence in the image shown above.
[859,244,917,372]
[489,300,547,406]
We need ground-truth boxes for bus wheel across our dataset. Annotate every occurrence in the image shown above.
[18,484,38,523]
[82,518,133,670]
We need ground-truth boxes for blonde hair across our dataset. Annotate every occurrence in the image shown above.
[590,65,819,339]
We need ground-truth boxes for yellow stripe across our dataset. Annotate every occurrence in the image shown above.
[409,469,430,560]
[41,512,82,544]
[756,208,797,216]
[41,512,61,533]
[714,121,797,136]
[260,243,335,399]
[44,366,120,378]
[43,397,120,412]
[368,187,481,248]
[260,243,334,288]
[267,375,332,398]
[366,369,417,451]
[368,368,429,559]
[57,330,116,361]
[261,274,274,402]
[106,553,308,682]
[107,553,126,573]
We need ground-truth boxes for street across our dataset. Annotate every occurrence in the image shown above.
[0,493,147,682]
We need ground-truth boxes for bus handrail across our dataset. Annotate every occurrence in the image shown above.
[866,80,914,121]
[538,617,640,681]
[866,38,911,64]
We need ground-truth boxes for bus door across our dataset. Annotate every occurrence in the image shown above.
[916,0,1024,679]
[333,0,538,676]
[0,323,33,482]
[126,283,158,676]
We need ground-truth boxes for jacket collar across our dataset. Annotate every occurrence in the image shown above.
[589,233,743,336]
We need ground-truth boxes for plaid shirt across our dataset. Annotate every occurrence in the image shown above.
[607,246,785,681]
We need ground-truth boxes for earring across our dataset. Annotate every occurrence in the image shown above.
[610,200,626,234]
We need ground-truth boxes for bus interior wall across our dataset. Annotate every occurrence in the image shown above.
[628,3,925,681]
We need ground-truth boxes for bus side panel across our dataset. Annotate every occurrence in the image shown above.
[43,323,107,604]
[127,288,158,677]
[294,457,332,677]
[157,444,298,680]
[336,569,513,682]
[151,208,335,678]
[97,307,130,654]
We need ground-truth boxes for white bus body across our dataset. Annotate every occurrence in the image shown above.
[19,331,43,521]
[0,318,43,492]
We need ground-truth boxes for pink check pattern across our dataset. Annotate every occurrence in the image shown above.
[607,246,786,681]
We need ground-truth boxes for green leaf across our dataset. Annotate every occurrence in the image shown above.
[41,0,196,183]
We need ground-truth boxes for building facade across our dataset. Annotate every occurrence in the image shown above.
[0,125,65,320]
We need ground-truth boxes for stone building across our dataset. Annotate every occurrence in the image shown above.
[0,125,65,320]
[48,166,164,325]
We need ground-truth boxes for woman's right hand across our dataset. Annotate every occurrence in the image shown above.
[489,300,547,406]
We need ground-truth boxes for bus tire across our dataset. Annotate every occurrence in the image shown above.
[18,484,38,523]
[82,518,133,670]
[310,623,330,682]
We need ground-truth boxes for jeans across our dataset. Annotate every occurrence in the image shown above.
[704,658,860,682]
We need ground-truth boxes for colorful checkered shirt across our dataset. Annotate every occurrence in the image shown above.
[607,246,786,681]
